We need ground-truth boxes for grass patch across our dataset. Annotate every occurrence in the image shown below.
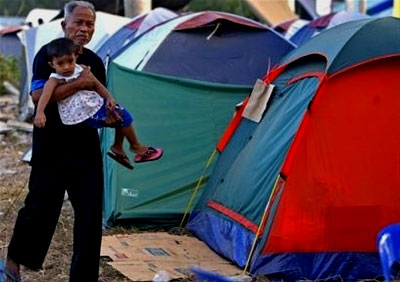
[0,54,21,94]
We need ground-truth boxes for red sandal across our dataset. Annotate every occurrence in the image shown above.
[134,147,163,163]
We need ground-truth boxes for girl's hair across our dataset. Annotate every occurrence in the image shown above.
[47,38,78,60]
[64,1,96,20]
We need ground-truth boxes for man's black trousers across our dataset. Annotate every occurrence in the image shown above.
[8,165,104,282]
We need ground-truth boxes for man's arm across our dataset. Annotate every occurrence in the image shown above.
[31,65,97,105]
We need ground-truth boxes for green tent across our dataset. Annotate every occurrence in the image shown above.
[101,63,251,227]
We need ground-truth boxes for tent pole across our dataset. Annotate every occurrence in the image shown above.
[243,173,282,275]
[179,149,217,233]
[395,0,400,17]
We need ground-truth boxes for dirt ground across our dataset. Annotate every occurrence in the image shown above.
[0,130,139,281]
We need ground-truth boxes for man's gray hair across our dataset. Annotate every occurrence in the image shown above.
[64,1,96,19]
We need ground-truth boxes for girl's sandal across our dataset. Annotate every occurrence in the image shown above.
[107,150,134,170]
[134,147,163,163]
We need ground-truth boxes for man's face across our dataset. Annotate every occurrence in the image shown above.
[62,6,95,47]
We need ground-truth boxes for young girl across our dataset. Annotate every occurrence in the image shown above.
[33,38,163,169]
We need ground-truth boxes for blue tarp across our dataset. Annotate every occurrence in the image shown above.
[251,252,381,282]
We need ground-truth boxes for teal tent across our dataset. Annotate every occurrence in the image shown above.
[101,11,295,227]
[101,66,252,226]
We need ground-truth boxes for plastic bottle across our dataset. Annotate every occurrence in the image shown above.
[152,270,170,282]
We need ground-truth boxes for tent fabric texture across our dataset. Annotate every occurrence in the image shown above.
[187,17,400,281]
[111,11,295,86]
[273,18,309,40]
[101,68,252,226]
[288,11,369,46]
[24,8,60,27]
[102,11,295,227]
[96,7,178,64]
[0,26,24,58]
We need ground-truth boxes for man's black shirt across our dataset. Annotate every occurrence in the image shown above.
[30,44,106,168]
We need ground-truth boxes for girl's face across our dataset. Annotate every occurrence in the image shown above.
[49,53,77,77]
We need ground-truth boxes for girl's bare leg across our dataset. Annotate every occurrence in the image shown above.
[119,126,147,154]
[110,127,126,156]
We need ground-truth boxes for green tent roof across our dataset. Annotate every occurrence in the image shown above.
[281,17,400,74]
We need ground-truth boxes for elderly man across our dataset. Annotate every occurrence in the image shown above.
[5,2,108,281]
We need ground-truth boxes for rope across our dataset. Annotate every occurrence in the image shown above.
[179,149,217,233]
[207,22,221,40]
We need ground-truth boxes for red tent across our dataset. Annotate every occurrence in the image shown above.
[188,17,400,281]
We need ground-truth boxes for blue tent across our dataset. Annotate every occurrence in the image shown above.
[0,26,23,58]
[111,11,295,86]
[290,11,368,46]
[96,7,177,64]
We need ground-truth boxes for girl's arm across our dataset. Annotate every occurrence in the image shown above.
[91,75,122,125]
[36,78,60,113]
[92,75,117,110]
[33,78,60,128]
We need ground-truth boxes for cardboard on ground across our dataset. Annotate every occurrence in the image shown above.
[101,232,241,281]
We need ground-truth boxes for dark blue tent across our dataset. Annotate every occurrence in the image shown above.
[112,11,295,86]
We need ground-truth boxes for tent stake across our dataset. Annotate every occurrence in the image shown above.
[179,149,217,233]
[243,173,282,275]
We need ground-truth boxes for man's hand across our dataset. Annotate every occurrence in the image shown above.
[105,96,117,111]
[76,65,97,90]
[104,107,123,127]
[34,111,47,128]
